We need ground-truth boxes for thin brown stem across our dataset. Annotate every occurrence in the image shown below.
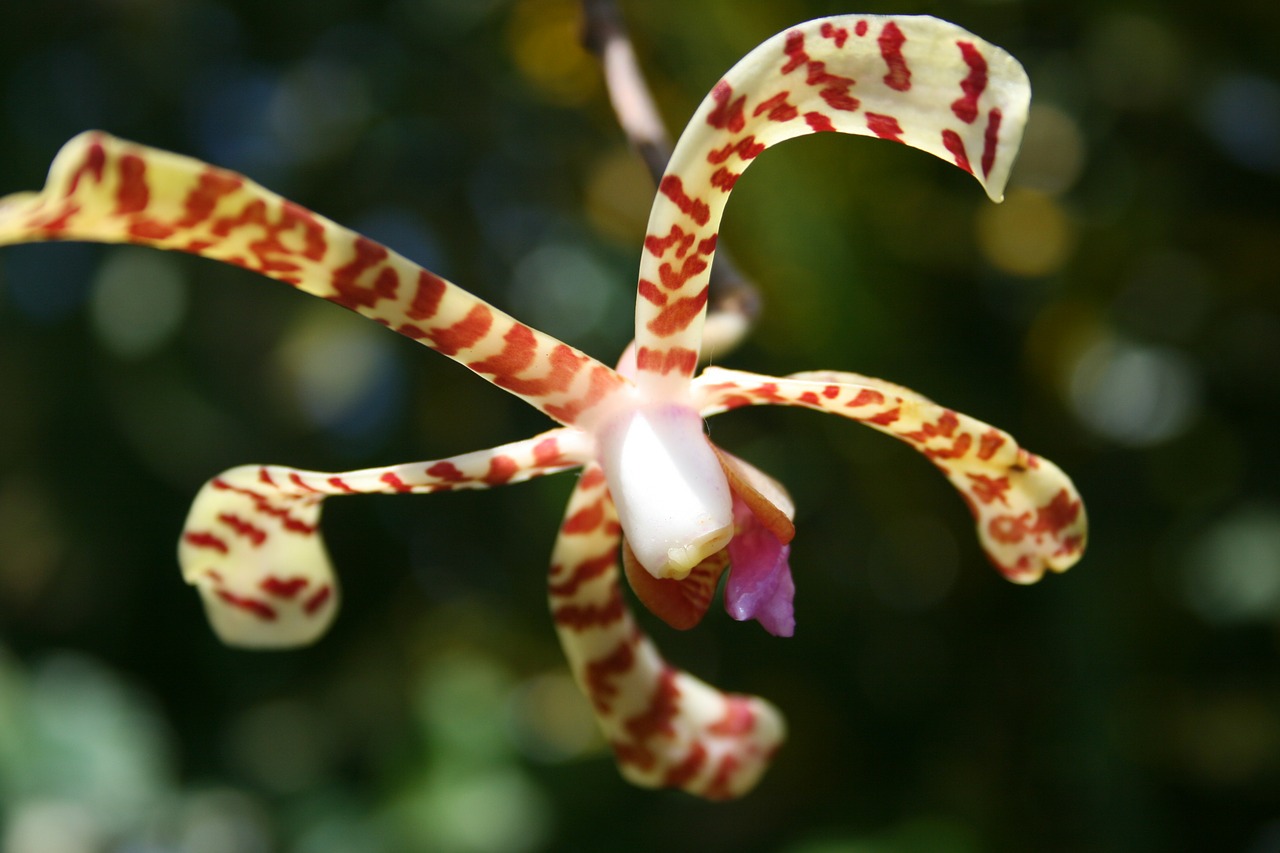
[581,0,761,345]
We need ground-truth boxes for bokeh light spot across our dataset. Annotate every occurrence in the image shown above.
[1068,336,1199,446]
[976,188,1074,277]
[1012,103,1087,196]
[509,243,616,342]
[89,247,188,359]
[1181,507,1280,625]
[1199,73,1280,175]
[507,0,599,105]
[584,147,653,244]
[505,671,601,763]
[273,305,406,447]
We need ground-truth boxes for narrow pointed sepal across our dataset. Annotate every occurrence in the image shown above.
[179,466,337,648]
[0,132,627,427]
[695,368,1087,583]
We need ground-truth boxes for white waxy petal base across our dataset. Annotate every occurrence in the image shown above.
[595,404,733,579]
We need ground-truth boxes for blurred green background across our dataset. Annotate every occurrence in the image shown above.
[1,0,1278,850]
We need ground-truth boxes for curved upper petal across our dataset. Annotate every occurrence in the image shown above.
[694,367,1086,583]
[632,15,1030,398]
[0,132,628,428]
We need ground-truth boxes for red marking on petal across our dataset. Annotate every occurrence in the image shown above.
[807,62,859,112]
[542,363,621,424]
[562,498,605,534]
[406,270,447,321]
[329,237,398,311]
[1032,489,1083,536]
[492,343,588,397]
[646,287,710,338]
[483,455,519,485]
[951,41,989,124]
[638,279,667,306]
[67,139,107,196]
[753,91,798,123]
[533,437,563,468]
[210,480,317,534]
[868,406,901,426]
[644,224,695,258]
[115,153,149,214]
[288,472,321,493]
[184,531,228,553]
[552,585,625,630]
[865,112,904,141]
[941,129,973,173]
[704,754,745,801]
[855,20,869,37]
[709,695,757,736]
[966,473,1011,505]
[697,235,718,255]
[706,135,765,165]
[625,667,680,740]
[820,21,849,48]
[710,167,739,191]
[218,513,267,546]
[707,81,747,133]
[467,323,537,378]
[611,740,656,772]
[878,21,912,91]
[216,590,277,621]
[988,513,1030,544]
[427,461,464,481]
[982,107,1003,179]
[663,742,708,788]
[805,111,836,133]
[127,220,174,240]
[658,255,708,290]
[658,176,710,226]
[548,549,616,597]
[781,31,809,75]
[584,637,636,712]
[579,468,607,489]
[303,584,332,614]
[822,384,841,399]
[176,170,242,228]
[923,432,972,461]
[380,472,413,493]
[260,575,308,598]
[327,477,358,494]
[978,429,1006,460]
[428,304,493,356]
[798,390,822,405]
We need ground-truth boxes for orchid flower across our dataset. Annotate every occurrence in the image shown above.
[0,15,1086,798]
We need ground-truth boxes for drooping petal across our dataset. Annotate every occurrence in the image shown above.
[180,429,591,648]
[0,132,628,428]
[725,493,796,637]
[694,368,1086,583]
[549,463,785,799]
[714,446,795,545]
[622,541,728,630]
[632,15,1031,398]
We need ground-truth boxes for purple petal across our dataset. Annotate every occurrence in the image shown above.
[725,496,796,637]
